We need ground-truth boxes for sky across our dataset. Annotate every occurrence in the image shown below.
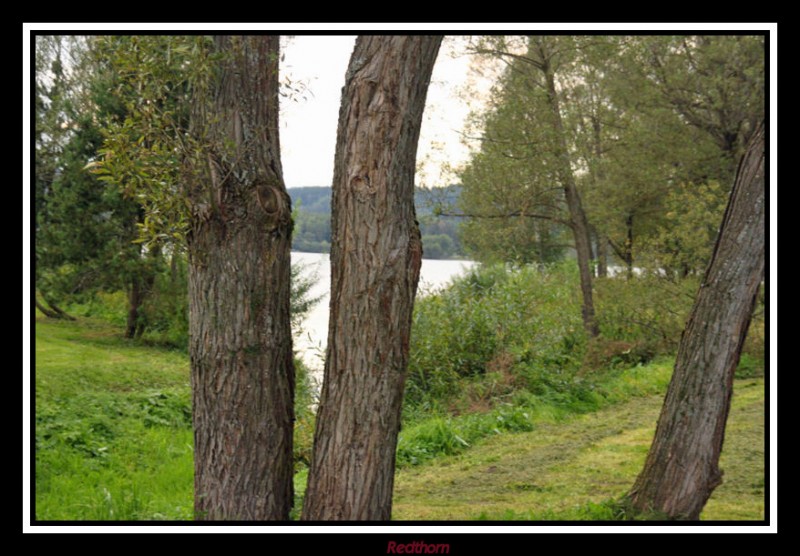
[279,36,491,189]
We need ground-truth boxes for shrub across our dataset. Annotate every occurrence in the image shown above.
[68,290,129,327]
[582,338,657,373]
[405,262,585,410]
[594,273,698,352]
[405,262,709,413]
[63,257,321,352]
[293,358,316,466]
[139,257,190,349]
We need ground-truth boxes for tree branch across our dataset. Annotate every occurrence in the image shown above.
[437,209,571,228]
[472,47,545,71]
[35,298,60,319]
[606,236,629,262]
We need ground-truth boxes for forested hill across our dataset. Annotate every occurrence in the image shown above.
[289,185,466,259]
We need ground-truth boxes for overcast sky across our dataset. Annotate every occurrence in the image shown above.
[279,36,489,189]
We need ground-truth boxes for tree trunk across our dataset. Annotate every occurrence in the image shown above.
[137,246,160,339]
[540,53,599,337]
[589,226,598,267]
[170,249,179,286]
[302,35,442,521]
[625,213,634,279]
[126,276,142,339]
[35,297,60,319]
[597,232,609,278]
[589,114,608,279]
[38,292,76,321]
[187,36,294,521]
[126,246,160,339]
[627,120,765,520]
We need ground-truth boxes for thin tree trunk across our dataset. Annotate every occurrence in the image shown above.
[588,113,608,279]
[126,276,141,339]
[38,292,76,320]
[589,226,598,268]
[302,35,442,521]
[627,120,765,520]
[170,249,179,286]
[135,246,160,339]
[540,52,599,337]
[597,232,609,278]
[35,297,60,319]
[187,36,294,521]
[625,213,634,279]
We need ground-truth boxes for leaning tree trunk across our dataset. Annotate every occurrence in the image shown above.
[36,291,76,321]
[628,120,765,520]
[302,35,442,521]
[35,297,60,319]
[187,36,294,521]
[541,57,599,337]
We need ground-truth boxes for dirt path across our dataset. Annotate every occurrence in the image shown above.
[392,379,764,520]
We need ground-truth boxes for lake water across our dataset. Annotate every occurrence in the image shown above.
[291,251,476,372]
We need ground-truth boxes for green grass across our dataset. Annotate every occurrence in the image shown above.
[396,360,675,468]
[35,317,194,520]
[392,377,764,521]
[34,316,764,521]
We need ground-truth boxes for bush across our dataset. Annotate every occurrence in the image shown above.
[68,290,129,327]
[405,262,585,410]
[582,338,657,373]
[405,262,710,413]
[139,257,190,349]
[594,273,698,353]
[64,258,189,349]
[293,358,316,466]
[62,256,321,353]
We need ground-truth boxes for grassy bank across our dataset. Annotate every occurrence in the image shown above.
[34,317,193,520]
[33,316,764,521]
[396,360,675,468]
[392,377,764,520]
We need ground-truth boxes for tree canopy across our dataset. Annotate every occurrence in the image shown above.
[456,35,764,278]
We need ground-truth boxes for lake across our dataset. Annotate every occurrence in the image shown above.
[291,251,476,372]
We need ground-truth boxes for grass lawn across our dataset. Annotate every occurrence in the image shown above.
[32,316,765,521]
[392,378,764,520]
[34,317,193,520]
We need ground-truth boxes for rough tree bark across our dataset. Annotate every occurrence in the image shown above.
[627,120,765,520]
[186,36,294,520]
[301,35,442,521]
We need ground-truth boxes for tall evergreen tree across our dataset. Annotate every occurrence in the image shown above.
[35,36,164,337]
